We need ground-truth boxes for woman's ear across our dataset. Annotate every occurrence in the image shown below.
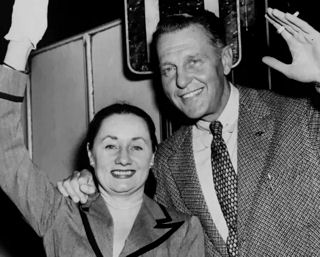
[221,45,233,75]
[87,143,95,168]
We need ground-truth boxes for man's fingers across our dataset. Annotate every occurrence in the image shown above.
[285,12,316,35]
[78,169,97,195]
[262,56,289,75]
[80,184,96,195]
[57,180,87,203]
[70,176,88,203]
[56,170,96,204]
[269,8,317,37]
[266,8,287,27]
[62,180,80,203]
[68,170,94,203]
[78,175,95,194]
[57,181,69,197]
[265,12,293,41]
[79,170,94,184]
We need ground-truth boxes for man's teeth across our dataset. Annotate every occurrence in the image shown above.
[182,88,202,99]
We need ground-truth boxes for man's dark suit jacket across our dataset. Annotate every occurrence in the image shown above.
[154,85,320,257]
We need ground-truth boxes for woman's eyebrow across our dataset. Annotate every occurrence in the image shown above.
[132,137,148,143]
[101,135,117,141]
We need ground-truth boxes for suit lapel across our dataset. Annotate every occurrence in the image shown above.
[168,126,227,255]
[83,195,185,257]
[82,195,114,255]
[121,196,184,256]
[237,87,274,237]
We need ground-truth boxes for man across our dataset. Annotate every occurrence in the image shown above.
[58,8,320,256]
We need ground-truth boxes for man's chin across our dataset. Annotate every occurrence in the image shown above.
[182,110,218,122]
[183,111,204,120]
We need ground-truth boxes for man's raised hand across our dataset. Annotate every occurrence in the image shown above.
[263,8,320,84]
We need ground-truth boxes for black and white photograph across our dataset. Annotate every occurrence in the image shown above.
[0,0,320,256]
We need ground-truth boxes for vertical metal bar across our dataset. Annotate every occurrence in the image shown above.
[26,74,33,159]
[84,34,95,122]
[265,0,272,90]
[233,0,242,68]
[144,0,160,58]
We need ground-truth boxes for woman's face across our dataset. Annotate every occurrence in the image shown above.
[87,113,154,198]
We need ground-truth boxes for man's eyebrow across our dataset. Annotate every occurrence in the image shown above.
[159,62,174,67]
[186,54,200,59]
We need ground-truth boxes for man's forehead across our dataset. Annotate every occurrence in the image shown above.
[157,28,215,59]
[157,24,212,47]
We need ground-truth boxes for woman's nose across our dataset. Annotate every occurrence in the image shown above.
[115,148,132,165]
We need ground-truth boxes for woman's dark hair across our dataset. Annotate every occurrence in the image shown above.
[152,10,226,50]
[86,102,158,152]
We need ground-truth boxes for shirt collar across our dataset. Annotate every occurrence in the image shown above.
[217,82,239,133]
[193,83,239,149]
[195,82,239,133]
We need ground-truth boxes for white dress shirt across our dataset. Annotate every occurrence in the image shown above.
[192,83,239,241]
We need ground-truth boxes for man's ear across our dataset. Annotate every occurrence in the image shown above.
[221,45,233,75]
[86,143,95,168]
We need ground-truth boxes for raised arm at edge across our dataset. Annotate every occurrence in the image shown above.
[4,41,33,71]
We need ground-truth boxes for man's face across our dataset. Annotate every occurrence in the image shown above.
[157,24,232,121]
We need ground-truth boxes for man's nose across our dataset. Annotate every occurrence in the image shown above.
[176,68,192,89]
[115,148,132,165]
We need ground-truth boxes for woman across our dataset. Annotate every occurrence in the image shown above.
[0,66,205,256]
[76,103,205,256]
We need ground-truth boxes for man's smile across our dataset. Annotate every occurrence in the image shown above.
[180,87,204,99]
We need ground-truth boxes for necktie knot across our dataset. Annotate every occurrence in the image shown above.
[210,120,223,139]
